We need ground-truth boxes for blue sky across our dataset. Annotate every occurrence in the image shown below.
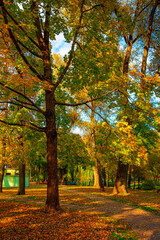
[51,33,71,57]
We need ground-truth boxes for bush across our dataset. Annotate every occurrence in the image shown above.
[141,180,155,190]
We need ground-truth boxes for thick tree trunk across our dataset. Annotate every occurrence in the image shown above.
[113,161,128,194]
[17,163,25,195]
[93,165,99,187]
[113,40,132,195]
[45,90,60,211]
[0,164,5,192]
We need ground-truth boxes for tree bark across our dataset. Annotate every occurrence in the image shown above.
[113,40,132,195]
[113,161,128,194]
[93,165,99,187]
[17,163,25,195]
[45,90,60,211]
[91,101,104,191]
[128,165,131,188]
[0,164,5,192]
[106,171,109,187]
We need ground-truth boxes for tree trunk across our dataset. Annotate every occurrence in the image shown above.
[17,163,25,195]
[93,165,99,187]
[97,159,104,191]
[141,0,159,91]
[102,168,106,187]
[113,40,132,195]
[128,165,131,189]
[91,101,104,191]
[133,172,136,189]
[113,160,128,194]
[106,171,109,188]
[0,164,5,192]
[138,175,140,189]
[45,90,60,212]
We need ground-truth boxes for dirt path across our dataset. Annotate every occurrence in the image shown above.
[1,188,160,239]
[61,188,160,240]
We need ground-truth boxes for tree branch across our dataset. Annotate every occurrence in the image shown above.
[133,33,143,43]
[44,2,51,47]
[0,100,41,112]
[2,2,41,49]
[0,0,43,81]
[85,103,111,128]
[56,89,116,107]
[0,119,46,132]
[82,4,104,13]
[0,82,45,115]
[17,40,42,59]
[137,3,151,18]
[30,0,44,50]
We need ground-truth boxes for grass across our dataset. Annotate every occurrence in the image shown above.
[0,185,139,240]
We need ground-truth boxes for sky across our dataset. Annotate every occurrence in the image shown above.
[51,33,71,57]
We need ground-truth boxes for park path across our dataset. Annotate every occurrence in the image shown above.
[1,188,160,239]
[61,188,160,240]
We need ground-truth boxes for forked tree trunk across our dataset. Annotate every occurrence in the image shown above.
[0,164,5,192]
[17,163,25,195]
[113,161,128,194]
[45,90,60,211]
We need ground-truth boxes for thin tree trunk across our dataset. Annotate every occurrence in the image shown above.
[102,168,106,187]
[0,103,8,192]
[17,163,25,195]
[138,175,140,189]
[106,170,109,187]
[97,159,104,191]
[128,165,131,189]
[0,164,5,192]
[133,172,136,190]
[45,90,60,211]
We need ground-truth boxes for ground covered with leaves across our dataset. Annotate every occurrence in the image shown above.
[72,187,160,215]
[0,185,139,240]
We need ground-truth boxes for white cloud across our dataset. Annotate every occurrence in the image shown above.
[51,33,71,57]
[71,127,84,136]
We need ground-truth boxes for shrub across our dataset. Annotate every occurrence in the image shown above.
[141,180,155,190]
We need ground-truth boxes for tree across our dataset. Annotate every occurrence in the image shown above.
[112,0,159,194]
[0,0,114,211]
